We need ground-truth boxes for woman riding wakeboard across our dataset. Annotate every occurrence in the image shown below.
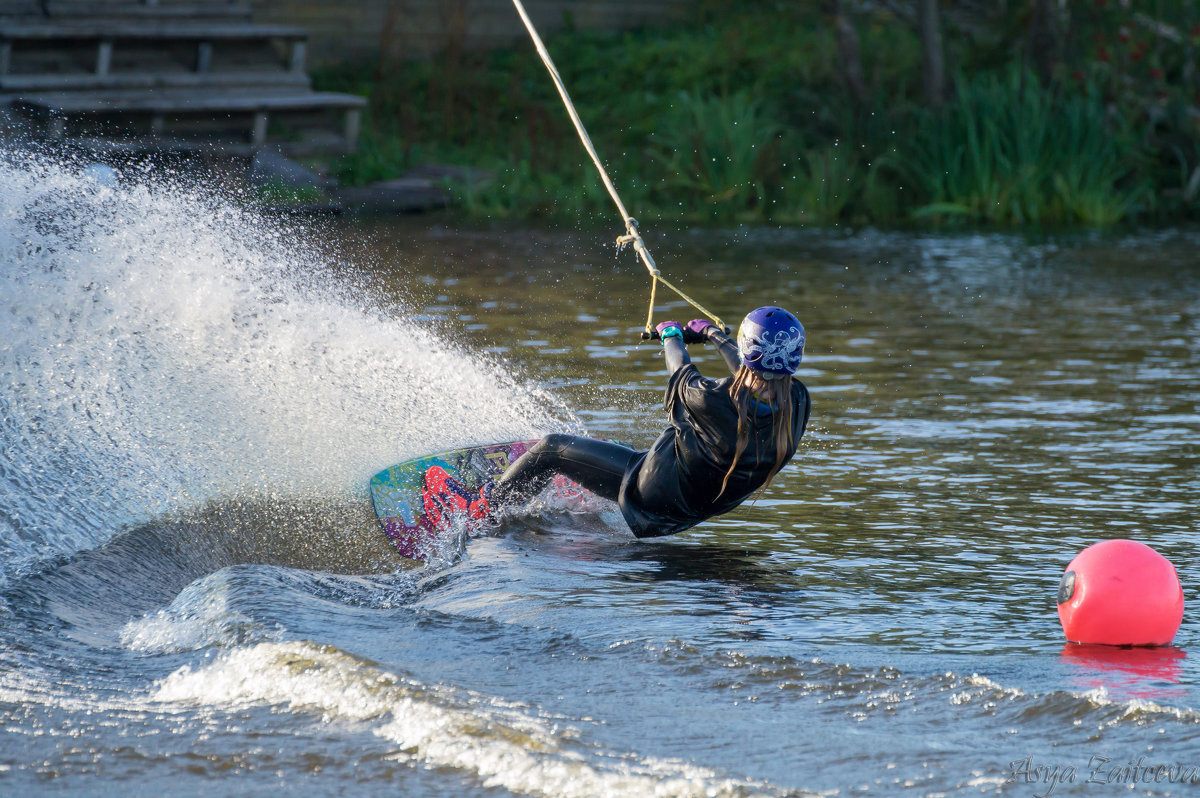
[484,306,811,538]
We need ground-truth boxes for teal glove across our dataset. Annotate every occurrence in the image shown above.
[654,320,683,344]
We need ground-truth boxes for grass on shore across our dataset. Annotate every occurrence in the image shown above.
[313,3,1199,228]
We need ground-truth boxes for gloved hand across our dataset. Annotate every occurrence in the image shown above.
[684,319,714,343]
[654,320,684,344]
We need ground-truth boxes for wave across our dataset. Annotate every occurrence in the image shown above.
[150,640,782,798]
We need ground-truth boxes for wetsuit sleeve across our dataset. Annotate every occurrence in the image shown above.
[707,329,741,376]
[663,362,724,417]
[663,336,691,375]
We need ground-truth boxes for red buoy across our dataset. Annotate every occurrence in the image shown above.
[1057,539,1184,646]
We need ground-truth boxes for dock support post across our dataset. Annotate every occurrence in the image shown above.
[195,41,212,73]
[342,107,361,151]
[252,111,268,145]
[288,40,306,74]
[96,40,112,76]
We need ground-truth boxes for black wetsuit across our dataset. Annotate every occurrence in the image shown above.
[491,329,811,538]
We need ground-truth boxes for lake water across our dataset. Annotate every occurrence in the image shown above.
[1,153,1198,797]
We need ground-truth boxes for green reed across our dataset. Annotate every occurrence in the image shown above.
[647,91,780,222]
[897,70,1147,225]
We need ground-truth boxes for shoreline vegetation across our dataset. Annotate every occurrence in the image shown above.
[312,1,1200,229]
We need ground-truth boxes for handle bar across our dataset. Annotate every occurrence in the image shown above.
[641,326,730,343]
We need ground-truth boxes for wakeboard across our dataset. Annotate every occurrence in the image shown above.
[370,440,596,559]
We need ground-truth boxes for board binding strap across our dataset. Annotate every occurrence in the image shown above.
[370,440,596,560]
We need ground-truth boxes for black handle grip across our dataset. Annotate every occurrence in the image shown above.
[641,327,728,343]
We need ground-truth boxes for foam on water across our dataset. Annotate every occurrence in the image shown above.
[151,640,782,798]
[0,151,572,586]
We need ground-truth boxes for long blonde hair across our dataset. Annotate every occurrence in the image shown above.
[718,366,795,499]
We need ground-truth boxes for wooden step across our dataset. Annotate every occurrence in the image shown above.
[16,86,364,112]
[14,86,365,147]
[41,1,252,19]
[0,69,309,91]
[0,0,356,153]
[0,0,41,16]
[0,22,308,41]
[0,23,310,78]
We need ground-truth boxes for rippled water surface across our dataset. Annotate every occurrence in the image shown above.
[2,155,1199,797]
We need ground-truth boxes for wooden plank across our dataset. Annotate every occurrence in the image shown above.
[0,23,309,40]
[41,2,253,19]
[61,132,350,158]
[0,70,310,91]
[15,87,366,114]
[0,0,44,15]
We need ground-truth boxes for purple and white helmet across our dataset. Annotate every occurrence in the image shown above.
[737,306,804,378]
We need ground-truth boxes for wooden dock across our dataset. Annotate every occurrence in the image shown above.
[0,0,364,154]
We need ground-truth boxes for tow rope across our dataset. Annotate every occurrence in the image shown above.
[509,0,728,338]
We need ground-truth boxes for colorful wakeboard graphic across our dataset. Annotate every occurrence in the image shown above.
[370,440,595,559]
